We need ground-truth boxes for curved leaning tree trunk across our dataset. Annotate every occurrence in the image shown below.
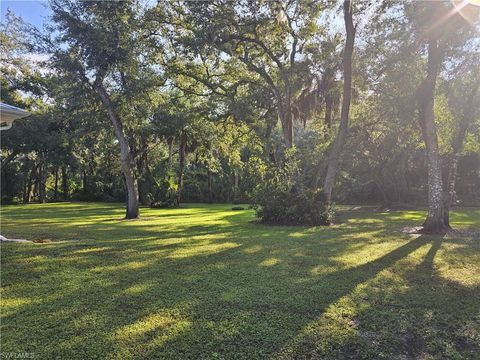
[323,0,356,203]
[417,39,448,233]
[93,82,140,219]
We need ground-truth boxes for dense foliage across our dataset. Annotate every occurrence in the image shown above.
[1,1,479,228]
[253,151,334,225]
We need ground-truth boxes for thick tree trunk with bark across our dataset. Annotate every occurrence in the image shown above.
[418,39,448,233]
[176,133,187,206]
[93,82,139,219]
[323,0,356,203]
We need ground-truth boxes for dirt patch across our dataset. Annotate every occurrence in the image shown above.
[32,239,52,243]
[402,226,424,234]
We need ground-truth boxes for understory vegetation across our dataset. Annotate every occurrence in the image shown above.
[1,1,479,230]
[253,153,334,225]
[1,203,479,359]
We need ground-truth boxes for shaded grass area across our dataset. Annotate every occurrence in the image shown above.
[1,203,479,359]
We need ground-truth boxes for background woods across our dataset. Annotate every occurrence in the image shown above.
[1,0,479,232]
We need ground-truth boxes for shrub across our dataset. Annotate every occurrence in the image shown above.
[150,176,178,208]
[254,185,334,226]
[252,150,334,226]
[150,198,177,208]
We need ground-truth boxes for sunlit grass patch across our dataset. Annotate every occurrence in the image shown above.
[1,203,479,359]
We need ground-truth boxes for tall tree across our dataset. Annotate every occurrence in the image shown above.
[48,0,146,218]
[417,37,446,232]
[411,1,478,232]
[160,0,326,148]
[323,0,356,203]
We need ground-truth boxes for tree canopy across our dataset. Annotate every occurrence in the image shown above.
[1,0,479,232]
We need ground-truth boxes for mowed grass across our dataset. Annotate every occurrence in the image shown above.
[1,203,479,360]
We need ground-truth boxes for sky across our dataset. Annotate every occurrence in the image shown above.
[1,0,51,29]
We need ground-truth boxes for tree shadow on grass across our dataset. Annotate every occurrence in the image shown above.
[2,206,479,359]
[123,235,434,359]
[276,236,480,359]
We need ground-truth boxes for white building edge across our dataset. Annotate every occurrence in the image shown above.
[0,103,31,130]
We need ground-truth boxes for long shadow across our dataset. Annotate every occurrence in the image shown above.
[298,236,480,360]
[2,206,478,359]
[135,236,432,358]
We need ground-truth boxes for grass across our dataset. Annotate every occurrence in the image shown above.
[0,203,479,359]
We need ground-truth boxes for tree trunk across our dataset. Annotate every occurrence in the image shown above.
[278,103,293,148]
[233,168,239,203]
[374,178,389,207]
[83,169,88,194]
[33,177,39,202]
[39,163,47,203]
[418,39,448,233]
[62,166,69,200]
[207,168,213,203]
[143,156,155,205]
[168,137,174,167]
[323,0,356,203]
[93,82,139,219]
[53,167,59,200]
[22,177,27,203]
[25,164,36,203]
[176,133,187,206]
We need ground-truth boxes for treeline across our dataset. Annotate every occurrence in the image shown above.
[1,1,479,233]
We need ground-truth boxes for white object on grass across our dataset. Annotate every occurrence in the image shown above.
[0,234,30,243]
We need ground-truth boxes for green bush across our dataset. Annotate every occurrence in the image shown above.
[150,176,178,208]
[254,185,334,226]
[252,149,334,226]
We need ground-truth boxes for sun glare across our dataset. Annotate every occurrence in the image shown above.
[451,0,480,25]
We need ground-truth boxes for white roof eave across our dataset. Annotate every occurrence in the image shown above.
[0,103,31,130]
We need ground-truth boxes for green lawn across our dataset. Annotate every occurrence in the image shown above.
[1,203,479,359]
